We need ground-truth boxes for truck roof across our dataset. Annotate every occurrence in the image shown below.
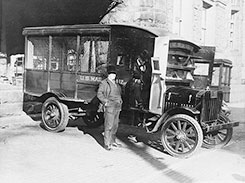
[23,23,200,51]
[22,24,163,36]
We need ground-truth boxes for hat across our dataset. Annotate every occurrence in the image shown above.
[107,65,117,74]
[140,50,149,59]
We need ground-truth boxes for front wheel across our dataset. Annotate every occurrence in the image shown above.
[202,112,233,149]
[42,97,69,132]
[161,114,203,158]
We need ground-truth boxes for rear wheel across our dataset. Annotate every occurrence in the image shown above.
[42,97,69,132]
[161,114,203,158]
[202,113,233,148]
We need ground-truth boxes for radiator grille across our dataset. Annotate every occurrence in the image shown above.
[201,91,223,122]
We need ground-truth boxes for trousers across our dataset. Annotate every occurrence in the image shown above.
[104,107,120,146]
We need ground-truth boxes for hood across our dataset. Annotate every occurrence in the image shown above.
[165,86,202,105]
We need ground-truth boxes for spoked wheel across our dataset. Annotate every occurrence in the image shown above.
[161,114,203,158]
[83,111,104,128]
[202,112,233,148]
[42,97,69,132]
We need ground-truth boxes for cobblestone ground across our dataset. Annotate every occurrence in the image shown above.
[0,114,245,183]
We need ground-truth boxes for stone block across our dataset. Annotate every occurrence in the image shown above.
[0,102,23,117]
[0,90,23,104]
[229,106,245,122]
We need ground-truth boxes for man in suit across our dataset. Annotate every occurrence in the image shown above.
[97,65,122,151]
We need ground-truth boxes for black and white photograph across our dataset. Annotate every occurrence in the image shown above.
[0,0,245,182]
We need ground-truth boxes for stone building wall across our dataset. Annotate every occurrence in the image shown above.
[100,0,168,32]
[100,0,245,103]
[165,0,173,33]
[0,57,7,76]
[192,0,202,44]
[215,3,230,54]
[226,0,245,103]
[230,0,245,103]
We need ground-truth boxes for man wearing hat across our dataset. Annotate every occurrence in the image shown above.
[97,65,122,151]
[131,50,151,110]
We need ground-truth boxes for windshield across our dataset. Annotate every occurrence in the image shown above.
[194,62,209,76]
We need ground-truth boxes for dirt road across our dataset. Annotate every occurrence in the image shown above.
[0,114,245,183]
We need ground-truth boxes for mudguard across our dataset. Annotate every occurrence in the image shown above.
[148,106,200,133]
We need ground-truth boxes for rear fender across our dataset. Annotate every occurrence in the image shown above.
[40,92,64,103]
[23,92,61,114]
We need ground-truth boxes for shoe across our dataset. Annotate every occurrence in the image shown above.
[137,103,148,112]
[128,135,138,143]
[112,142,122,148]
[137,122,142,127]
[104,145,111,151]
[140,106,148,113]
[136,102,143,108]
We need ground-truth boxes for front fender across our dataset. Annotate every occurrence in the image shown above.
[148,107,200,133]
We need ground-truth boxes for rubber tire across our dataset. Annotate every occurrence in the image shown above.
[42,97,69,132]
[161,114,203,158]
[83,111,104,128]
[202,112,233,149]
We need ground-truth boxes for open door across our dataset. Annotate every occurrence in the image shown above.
[149,37,169,115]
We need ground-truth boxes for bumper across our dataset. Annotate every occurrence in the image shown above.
[205,121,240,132]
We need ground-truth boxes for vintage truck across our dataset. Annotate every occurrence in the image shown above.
[22,24,239,158]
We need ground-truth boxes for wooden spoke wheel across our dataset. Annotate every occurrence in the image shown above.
[202,113,233,149]
[161,114,203,158]
[42,97,69,132]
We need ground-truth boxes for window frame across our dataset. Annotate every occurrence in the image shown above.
[78,35,109,74]
[25,36,49,71]
[25,34,110,75]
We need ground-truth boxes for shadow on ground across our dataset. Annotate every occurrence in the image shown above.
[19,112,195,183]
[28,112,166,154]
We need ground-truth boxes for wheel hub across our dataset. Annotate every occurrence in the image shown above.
[176,131,186,141]
[50,112,56,118]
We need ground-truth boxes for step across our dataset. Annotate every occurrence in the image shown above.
[0,112,35,127]
[0,102,23,116]
[0,90,23,103]
[0,83,22,90]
